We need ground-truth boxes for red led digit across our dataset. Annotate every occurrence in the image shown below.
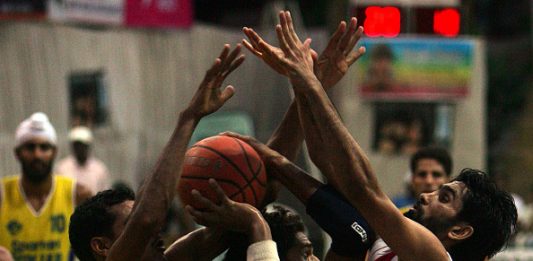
[364,6,401,38]
[434,8,460,37]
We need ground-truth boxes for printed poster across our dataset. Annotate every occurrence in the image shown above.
[357,38,474,101]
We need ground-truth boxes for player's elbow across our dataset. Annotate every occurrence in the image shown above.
[138,212,165,233]
[133,202,167,232]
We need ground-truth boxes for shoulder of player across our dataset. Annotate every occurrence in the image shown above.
[391,218,450,261]
[0,176,14,208]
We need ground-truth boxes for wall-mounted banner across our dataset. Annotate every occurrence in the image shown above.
[125,0,193,28]
[48,0,123,24]
[357,38,474,101]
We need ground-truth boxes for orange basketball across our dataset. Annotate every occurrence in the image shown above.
[178,135,267,209]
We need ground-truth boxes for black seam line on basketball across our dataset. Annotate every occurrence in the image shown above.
[227,154,266,205]
[181,176,245,199]
[253,163,266,187]
[238,163,267,205]
[228,190,241,199]
[232,138,266,187]
[188,145,249,201]
[233,137,256,178]
[193,144,259,203]
[231,137,260,206]
[192,144,252,184]
[252,159,266,187]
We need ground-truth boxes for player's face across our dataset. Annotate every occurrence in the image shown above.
[15,137,56,183]
[410,181,468,237]
[109,200,167,261]
[285,232,319,261]
[412,159,449,197]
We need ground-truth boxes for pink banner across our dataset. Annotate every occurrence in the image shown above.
[125,0,193,28]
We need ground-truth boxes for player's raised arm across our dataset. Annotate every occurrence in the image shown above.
[243,19,365,161]
[243,16,367,209]
[185,179,280,261]
[105,44,245,261]
[254,11,449,261]
[223,132,373,261]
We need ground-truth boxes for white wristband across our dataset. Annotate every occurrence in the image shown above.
[246,240,280,261]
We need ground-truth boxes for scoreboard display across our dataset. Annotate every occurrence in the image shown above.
[351,0,461,38]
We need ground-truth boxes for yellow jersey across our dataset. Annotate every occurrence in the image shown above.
[0,175,75,261]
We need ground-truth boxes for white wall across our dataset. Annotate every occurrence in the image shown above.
[335,38,487,196]
[0,21,485,196]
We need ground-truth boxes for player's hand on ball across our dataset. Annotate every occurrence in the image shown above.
[220,132,287,168]
[219,132,287,209]
[185,179,264,233]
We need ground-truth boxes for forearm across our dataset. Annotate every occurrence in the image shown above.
[165,228,230,261]
[267,100,304,162]
[292,76,378,199]
[246,210,272,243]
[295,82,449,261]
[246,213,278,261]
[269,157,322,204]
[108,111,200,260]
[135,111,199,226]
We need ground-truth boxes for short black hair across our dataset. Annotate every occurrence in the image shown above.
[69,187,135,261]
[262,205,306,260]
[410,146,453,176]
[449,169,517,261]
[223,205,306,261]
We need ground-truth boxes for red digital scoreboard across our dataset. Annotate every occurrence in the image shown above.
[353,6,461,37]
[364,6,401,37]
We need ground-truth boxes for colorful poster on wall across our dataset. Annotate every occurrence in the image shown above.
[125,0,192,28]
[0,0,46,20]
[357,38,474,101]
[48,0,123,24]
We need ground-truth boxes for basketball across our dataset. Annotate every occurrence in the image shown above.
[178,135,267,209]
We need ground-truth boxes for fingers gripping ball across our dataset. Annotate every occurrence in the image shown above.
[178,135,267,209]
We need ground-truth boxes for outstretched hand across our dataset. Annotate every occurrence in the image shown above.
[243,27,288,76]
[185,179,265,234]
[186,44,245,118]
[244,11,316,87]
[243,13,365,91]
[315,17,365,90]
[274,11,316,85]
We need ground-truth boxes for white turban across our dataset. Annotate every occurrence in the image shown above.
[15,112,57,147]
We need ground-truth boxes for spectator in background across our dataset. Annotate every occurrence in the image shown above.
[0,112,92,260]
[392,146,453,213]
[56,126,110,194]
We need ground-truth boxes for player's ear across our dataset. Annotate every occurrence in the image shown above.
[448,223,473,241]
[90,237,112,257]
